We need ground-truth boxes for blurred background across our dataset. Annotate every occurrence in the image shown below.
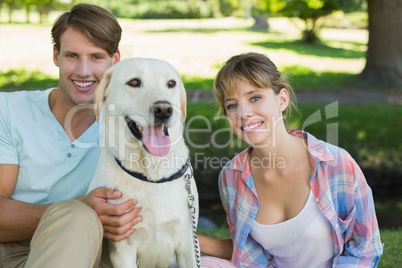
[0,0,401,265]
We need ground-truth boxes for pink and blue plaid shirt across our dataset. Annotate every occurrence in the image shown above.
[219,131,383,268]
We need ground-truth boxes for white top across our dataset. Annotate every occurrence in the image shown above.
[250,190,334,268]
[0,89,100,204]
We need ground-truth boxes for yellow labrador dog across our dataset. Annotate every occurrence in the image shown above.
[88,58,199,268]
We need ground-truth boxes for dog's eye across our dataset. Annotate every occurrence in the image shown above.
[167,80,176,88]
[127,78,141,87]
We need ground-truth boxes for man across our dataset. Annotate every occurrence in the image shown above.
[0,4,140,267]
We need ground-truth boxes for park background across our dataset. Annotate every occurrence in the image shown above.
[0,0,401,266]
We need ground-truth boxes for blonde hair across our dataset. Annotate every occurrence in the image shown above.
[214,52,296,122]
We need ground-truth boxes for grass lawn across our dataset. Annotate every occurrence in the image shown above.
[197,228,401,267]
[2,16,397,92]
[0,66,397,92]
[379,229,402,267]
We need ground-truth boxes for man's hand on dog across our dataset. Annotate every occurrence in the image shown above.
[80,187,142,242]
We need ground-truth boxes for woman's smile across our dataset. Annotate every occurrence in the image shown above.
[241,121,264,133]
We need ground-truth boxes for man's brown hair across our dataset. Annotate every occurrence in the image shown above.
[51,4,122,56]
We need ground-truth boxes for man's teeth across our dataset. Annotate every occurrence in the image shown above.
[74,81,94,88]
[243,122,261,131]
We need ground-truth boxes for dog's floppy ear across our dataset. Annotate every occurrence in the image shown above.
[179,78,187,122]
[94,66,114,122]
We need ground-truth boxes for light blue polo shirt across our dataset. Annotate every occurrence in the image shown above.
[0,88,100,204]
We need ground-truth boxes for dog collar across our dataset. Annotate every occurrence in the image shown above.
[114,157,189,183]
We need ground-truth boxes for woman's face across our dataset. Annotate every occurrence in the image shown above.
[224,79,289,147]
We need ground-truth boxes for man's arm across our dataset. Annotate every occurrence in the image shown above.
[0,164,142,243]
[0,164,50,242]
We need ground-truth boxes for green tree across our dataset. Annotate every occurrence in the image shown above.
[0,0,3,21]
[250,0,270,30]
[35,0,57,23]
[23,0,35,23]
[4,0,22,23]
[248,0,287,30]
[219,0,238,16]
[276,0,363,42]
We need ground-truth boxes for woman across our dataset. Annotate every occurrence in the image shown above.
[198,52,383,268]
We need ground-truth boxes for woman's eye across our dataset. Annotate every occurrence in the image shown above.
[127,78,141,87]
[251,96,261,102]
[226,103,237,110]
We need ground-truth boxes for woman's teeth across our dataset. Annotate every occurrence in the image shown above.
[75,81,94,88]
[243,122,261,131]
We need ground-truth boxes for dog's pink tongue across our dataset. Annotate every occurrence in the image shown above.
[143,125,171,156]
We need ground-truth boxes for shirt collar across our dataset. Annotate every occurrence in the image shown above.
[290,130,334,163]
[226,147,251,179]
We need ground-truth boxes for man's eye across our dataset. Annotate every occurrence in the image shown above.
[167,80,176,88]
[127,78,141,87]
[94,55,103,60]
[67,54,77,58]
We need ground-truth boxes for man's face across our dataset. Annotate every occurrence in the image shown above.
[53,27,120,108]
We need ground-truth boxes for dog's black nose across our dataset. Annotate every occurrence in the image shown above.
[152,101,173,121]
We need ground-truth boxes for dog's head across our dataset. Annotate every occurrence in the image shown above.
[94,58,187,157]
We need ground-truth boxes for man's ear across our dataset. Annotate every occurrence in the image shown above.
[278,88,289,113]
[94,66,114,122]
[112,49,121,65]
[53,45,60,67]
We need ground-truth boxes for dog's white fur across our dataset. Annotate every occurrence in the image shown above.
[87,58,199,268]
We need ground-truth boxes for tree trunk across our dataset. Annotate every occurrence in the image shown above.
[302,18,318,43]
[8,6,13,23]
[252,14,269,30]
[38,7,47,24]
[25,6,30,23]
[359,0,402,86]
